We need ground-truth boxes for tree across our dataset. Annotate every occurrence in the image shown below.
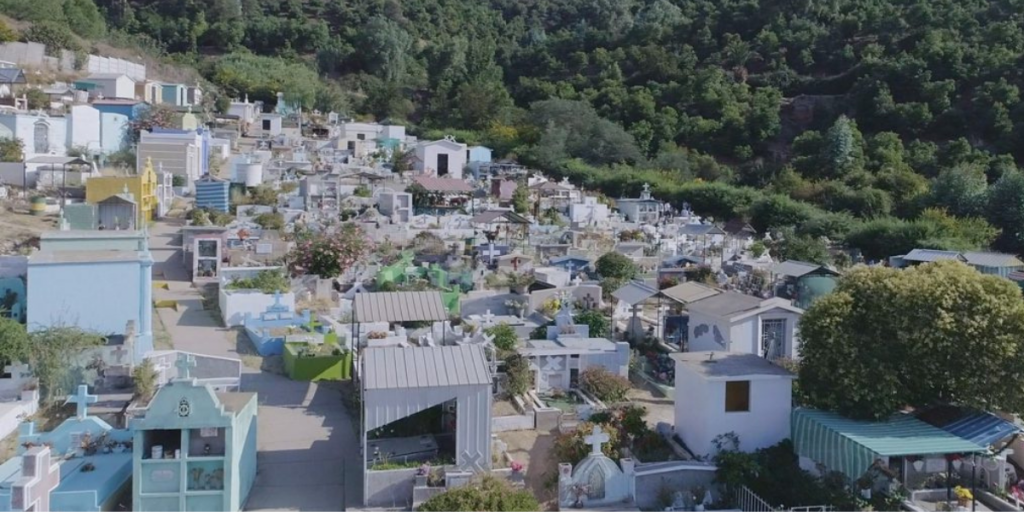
[595,252,638,280]
[0,137,23,162]
[418,475,539,512]
[287,224,373,279]
[511,182,530,214]
[799,262,1024,420]
[253,212,284,230]
[926,164,988,218]
[485,323,518,353]
[768,227,831,265]
[127,104,177,143]
[579,367,631,402]
[502,353,531,397]
[24,88,49,110]
[29,326,105,403]
[820,115,865,180]
[575,309,609,338]
[0,316,29,366]
[986,171,1024,254]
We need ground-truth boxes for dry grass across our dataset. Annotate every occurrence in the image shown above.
[227,327,285,375]
[0,207,56,254]
[152,307,174,350]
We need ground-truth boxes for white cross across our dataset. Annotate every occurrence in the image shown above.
[481,243,500,263]
[585,426,609,456]
[480,310,495,327]
[12,446,60,512]
[65,385,97,420]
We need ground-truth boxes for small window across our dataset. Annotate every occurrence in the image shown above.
[262,119,271,131]
[357,133,365,140]
[725,380,750,412]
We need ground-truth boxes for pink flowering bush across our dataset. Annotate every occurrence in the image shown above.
[288,223,374,278]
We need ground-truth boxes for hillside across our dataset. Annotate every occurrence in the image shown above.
[5,0,1024,261]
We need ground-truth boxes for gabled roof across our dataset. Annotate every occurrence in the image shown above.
[612,280,659,305]
[412,176,473,193]
[688,292,803,319]
[363,345,491,390]
[470,209,531,225]
[0,68,26,84]
[679,224,727,236]
[773,260,839,278]
[903,249,966,263]
[86,73,133,80]
[963,251,1024,268]
[723,219,757,237]
[353,291,448,323]
[530,180,570,191]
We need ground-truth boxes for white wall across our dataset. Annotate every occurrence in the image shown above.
[690,308,803,359]
[688,311,731,352]
[415,142,467,179]
[219,289,296,327]
[674,372,793,457]
[67,105,101,154]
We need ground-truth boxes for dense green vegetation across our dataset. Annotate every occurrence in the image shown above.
[7,0,1024,258]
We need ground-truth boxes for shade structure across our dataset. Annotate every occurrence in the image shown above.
[792,408,986,481]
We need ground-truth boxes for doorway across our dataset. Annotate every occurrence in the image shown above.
[437,153,449,176]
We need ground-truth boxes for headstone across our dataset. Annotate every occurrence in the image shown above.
[584,426,609,456]
[11,447,60,512]
[65,385,97,420]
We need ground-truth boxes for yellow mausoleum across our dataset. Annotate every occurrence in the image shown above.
[85,157,158,223]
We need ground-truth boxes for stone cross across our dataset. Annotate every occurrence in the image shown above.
[585,426,610,456]
[111,345,128,365]
[12,447,60,512]
[565,261,575,276]
[66,385,97,420]
[480,310,495,327]
[176,353,197,380]
[481,243,500,264]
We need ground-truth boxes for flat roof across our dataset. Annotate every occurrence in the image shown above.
[661,282,721,304]
[41,230,142,239]
[686,291,765,317]
[26,156,91,165]
[31,250,140,265]
[363,345,491,390]
[671,351,794,379]
[216,392,256,414]
[354,291,448,323]
[412,176,474,193]
[611,280,660,305]
[524,337,618,352]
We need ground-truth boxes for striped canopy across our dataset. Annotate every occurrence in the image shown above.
[935,411,1022,448]
[792,408,986,481]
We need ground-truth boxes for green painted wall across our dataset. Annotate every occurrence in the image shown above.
[283,343,352,381]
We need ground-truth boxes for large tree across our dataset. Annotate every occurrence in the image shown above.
[799,261,1024,420]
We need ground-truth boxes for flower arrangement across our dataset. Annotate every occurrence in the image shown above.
[510,461,524,473]
[287,224,373,278]
[954,486,973,501]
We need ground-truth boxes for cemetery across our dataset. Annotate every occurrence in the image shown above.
[3,85,1019,512]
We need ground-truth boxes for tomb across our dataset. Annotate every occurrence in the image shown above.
[557,426,637,510]
[131,354,258,512]
[0,385,134,511]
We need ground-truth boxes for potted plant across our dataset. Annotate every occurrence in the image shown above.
[568,483,590,509]
[692,485,708,511]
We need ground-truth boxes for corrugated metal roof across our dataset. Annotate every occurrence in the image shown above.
[612,281,659,305]
[792,408,986,480]
[920,408,1022,448]
[773,260,838,278]
[963,252,1024,268]
[363,345,491,390]
[661,282,721,304]
[0,68,26,84]
[470,210,531,225]
[354,291,448,323]
[904,249,965,263]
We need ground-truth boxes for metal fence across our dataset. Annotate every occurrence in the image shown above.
[736,486,779,512]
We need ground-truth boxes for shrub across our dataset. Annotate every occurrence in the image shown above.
[224,269,289,294]
[503,353,531,397]
[353,185,371,197]
[595,252,638,280]
[132,359,158,402]
[418,475,539,511]
[253,212,285,230]
[553,421,622,465]
[486,323,518,352]
[579,367,631,402]
[288,224,373,278]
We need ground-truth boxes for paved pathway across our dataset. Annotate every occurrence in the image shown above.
[148,220,362,510]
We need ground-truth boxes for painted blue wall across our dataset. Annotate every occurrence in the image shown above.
[94,103,145,121]
[468,146,492,163]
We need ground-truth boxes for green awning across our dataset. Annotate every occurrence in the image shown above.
[792,408,986,480]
